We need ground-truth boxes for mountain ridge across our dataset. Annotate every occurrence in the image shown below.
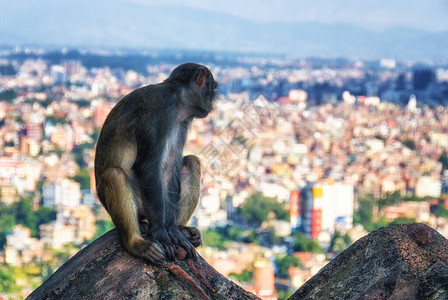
[2,2,447,60]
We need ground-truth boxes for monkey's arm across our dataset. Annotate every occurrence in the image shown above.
[134,115,179,261]
[163,173,196,259]
[136,162,178,260]
[164,155,202,258]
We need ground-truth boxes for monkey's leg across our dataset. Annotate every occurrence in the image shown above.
[98,167,165,264]
[178,155,202,248]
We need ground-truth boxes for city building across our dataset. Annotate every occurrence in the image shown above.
[383,201,431,223]
[4,225,43,266]
[40,221,77,249]
[292,182,354,242]
[39,205,96,248]
[415,176,442,198]
[43,178,82,208]
[248,258,277,300]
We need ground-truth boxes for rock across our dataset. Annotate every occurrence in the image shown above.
[29,223,448,299]
[27,229,259,300]
[289,223,448,300]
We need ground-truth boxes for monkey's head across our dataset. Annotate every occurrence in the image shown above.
[168,63,218,119]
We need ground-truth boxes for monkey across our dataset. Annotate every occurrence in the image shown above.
[94,63,217,265]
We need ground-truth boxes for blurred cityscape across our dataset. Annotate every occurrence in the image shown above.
[1,48,448,299]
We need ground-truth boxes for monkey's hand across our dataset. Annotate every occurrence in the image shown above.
[179,225,202,248]
[152,228,178,261]
[167,226,197,260]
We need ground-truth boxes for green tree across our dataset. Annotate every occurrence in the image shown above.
[292,232,322,253]
[229,269,252,283]
[434,204,448,218]
[46,115,68,125]
[0,266,17,292]
[94,219,115,240]
[36,179,45,193]
[353,195,376,231]
[227,226,244,240]
[70,168,90,190]
[0,211,15,250]
[92,127,101,143]
[240,193,288,226]
[0,200,56,247]
[244,229,260,244]
[53,250,70,262]
[202,229,226,250]
[36,206,57,231]
[390,217,416,225]
[378,191,402,209]
[277,289,294,300]
[372,216,390,230]
[275,254,302,278]
[72,140,97,167]
[0,89,17,102]
[40,263,54,281]
[13,199,38,236]
[439,151,448,172]
[374,134,386,142]
[329,232,352,254]
[402,139,416,150]
[212,226,244,242]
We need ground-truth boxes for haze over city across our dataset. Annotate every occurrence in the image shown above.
[1,0,448,59]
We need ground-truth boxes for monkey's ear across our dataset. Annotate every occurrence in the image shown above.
[195,68,207,89]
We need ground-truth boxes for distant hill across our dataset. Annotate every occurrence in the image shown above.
[1,1,447,60]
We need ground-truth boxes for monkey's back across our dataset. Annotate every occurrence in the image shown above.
[94,83,177,200]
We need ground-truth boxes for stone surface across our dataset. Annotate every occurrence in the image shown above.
[28,223,448,300]
[289,223,448,300]
[27,229,259,300]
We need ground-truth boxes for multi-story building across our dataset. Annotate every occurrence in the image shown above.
[50,124,74,152]
[40,205,96,248]
[415,176,442,198]
[93,102,113,128]
[291,182,354,242]
[249,258,277,300]
[0,156,26,199]
[4,225,43,266]
[43,178,81,208]
[0,183,18,204]
[383,201,431,223]
[40,221,76,249]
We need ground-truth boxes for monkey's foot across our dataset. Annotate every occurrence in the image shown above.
[167,226,197,260]
[153,228,178,261]
[179,225,202,248]
[128,239,165,265]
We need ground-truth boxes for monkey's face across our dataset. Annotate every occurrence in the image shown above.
[196,72,218,117]
[169,63,218,118]
[188,67,218,118]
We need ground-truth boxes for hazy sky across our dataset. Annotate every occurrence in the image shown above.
[1,0,447,59]
[130,0,448,32]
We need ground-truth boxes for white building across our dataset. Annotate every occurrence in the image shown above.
[43,179,81,208]
[200,186,221,213]
[302,182,354,243]
[4,225,43,266]
[415,176,441,198]
[320,183,354,237]
[39,205,96,248]
[40,221,76,249]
